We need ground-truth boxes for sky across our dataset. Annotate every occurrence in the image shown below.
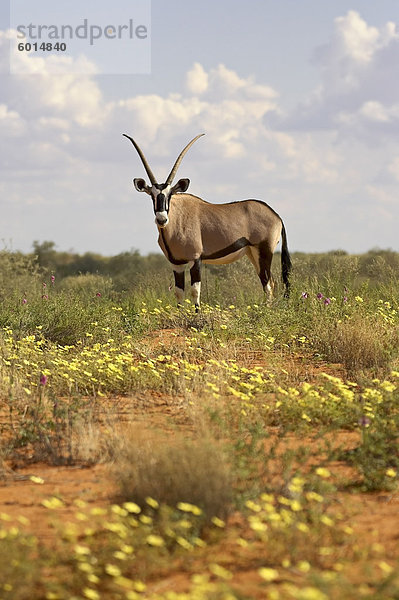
[1,0,399,256]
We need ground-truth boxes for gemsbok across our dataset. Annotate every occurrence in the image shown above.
[123,133,291,309]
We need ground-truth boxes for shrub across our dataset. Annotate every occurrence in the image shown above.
[112,427,233,520]
[0,248,41,303]
[313,315,398,376]
[59,273,114,297]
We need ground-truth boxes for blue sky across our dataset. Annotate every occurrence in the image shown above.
[1,1,399,255]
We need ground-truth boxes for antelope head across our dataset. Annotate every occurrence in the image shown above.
[123,133,204,228]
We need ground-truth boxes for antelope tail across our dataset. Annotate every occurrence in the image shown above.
[281,222,292,298]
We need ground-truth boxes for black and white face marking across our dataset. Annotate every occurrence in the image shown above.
[133,177,190,228]
[151,183,172,228]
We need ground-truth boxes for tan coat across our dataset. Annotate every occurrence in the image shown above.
[158,194,283,265]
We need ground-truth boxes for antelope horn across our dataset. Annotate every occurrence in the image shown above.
[165,134,205,185]
[123,134,157,185]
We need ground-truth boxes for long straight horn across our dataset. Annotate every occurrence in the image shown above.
[123,134,157,185]
[165,134,205,185]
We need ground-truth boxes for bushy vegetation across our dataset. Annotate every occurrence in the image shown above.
[113,427,233,520]
[1,243,399,598]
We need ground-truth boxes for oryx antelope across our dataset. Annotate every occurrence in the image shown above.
[123,133,291,308]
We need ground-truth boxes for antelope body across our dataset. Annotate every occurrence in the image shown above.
[124,133,291,308]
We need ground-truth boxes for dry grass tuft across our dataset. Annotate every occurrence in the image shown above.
[314,315,398,376]
[70,419,110,464]
[112,426,233,519]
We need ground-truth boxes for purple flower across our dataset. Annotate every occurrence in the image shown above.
[42,294,48,300]
[22,298,27,305]
[301,292,309,299]
[42,282,47,288]
[51,275,55,284]
[358,415,371,427]
[343,296,348,303]
[40,374,48,386]
[316,293,323,300]
[324,298,331,306]
[96,292,102,297]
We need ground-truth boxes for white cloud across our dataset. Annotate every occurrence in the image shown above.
[118,64,280,164]
[186,62,209,95]
[387,157,399,182]
[333,10,380,64]
[358,101,390,122]
[0,103,25,135]
[365,185,398,217]
[1,12,399,256]
[210,63,246,95]
[1,30,104,129]
[284,11,399,136]
[315,11,398,86]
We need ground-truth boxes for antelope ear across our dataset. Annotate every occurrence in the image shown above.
[171,178,190,194]
[133,178,151,194]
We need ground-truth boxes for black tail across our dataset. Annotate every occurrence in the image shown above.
[281,222,292,298]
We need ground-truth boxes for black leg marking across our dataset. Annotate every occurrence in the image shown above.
[258,244,274,297]
[174,270,185,289]
[190,259,201,311]
[190,260,201,286]
[173,270,185,306]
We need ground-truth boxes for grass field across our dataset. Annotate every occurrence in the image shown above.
[1,246,399,599]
